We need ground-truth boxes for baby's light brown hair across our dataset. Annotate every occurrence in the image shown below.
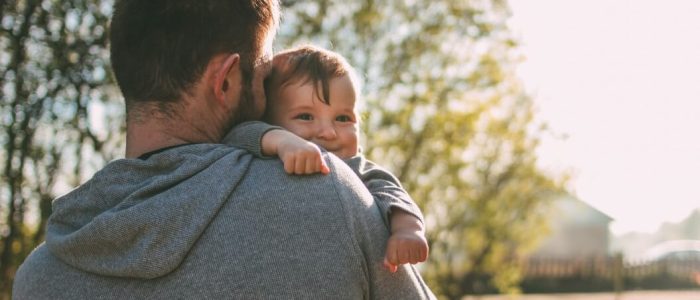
[264,45,360,109]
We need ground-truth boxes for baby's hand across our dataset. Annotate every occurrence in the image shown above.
[383,210,429,272]
[383,230,429,273]
[262,129,330,175]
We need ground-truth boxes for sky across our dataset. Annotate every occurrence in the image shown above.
[507,0,700,234]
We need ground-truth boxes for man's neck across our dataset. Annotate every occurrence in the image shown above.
[125,114,222,159]
[125,121,186,158]
[124,87,234,158]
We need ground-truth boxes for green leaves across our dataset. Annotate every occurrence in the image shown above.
[0,0,567,298]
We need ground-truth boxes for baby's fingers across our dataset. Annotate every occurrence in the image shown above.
[319,157,330,175]
[416,248,425,263]
[293,154,309,174]
[383,257,398,273]
[302,152,329,175]
[384,238,400,270]
[306,147,329,175]
[303,156,317,174]
[397,246,410,264]
[410,247,425,264]
[407,248,418,264]
[420,243,429,262]
[405,242,427,264]
[283,156,296,174]
[312,155,331,175]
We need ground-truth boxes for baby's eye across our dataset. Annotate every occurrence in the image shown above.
[295,113,313,121]
[336,115,353,122]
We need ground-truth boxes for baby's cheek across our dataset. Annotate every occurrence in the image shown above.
[350,134,360,155]
[286,125,316,143]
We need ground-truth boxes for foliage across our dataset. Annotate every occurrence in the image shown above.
[0,0,121,296]
[0,0,565,299]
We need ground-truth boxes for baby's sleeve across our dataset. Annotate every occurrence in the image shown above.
[221,121,282,158]
[344,155,424,229]
[328,155,436,299]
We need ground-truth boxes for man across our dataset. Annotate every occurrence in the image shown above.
[12,1,435,299]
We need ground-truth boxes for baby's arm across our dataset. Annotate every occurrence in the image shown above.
[262,130,330,175]
[222,121,329,175]
[344,155,429,272]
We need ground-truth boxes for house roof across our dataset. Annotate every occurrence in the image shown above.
[552,195,614,224]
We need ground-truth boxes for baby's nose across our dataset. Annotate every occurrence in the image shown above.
[317,125,337,140]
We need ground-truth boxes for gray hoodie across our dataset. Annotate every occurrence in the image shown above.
[13,142,435,299]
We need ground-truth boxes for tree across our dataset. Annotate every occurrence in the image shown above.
[276,1,565,298]
[1,0,565,299]
[0,0,120,296]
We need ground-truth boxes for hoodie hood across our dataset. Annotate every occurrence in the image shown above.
[46,144,252,279]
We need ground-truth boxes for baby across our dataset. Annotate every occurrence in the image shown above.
[225,45,428,272]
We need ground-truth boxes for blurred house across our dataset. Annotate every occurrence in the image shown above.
[531,195,614,259]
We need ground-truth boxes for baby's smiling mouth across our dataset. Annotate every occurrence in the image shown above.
[315,144,344,157]
[311,140,334,151]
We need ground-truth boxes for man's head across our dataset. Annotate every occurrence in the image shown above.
[110,0,279,129]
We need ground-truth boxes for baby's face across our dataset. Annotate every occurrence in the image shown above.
[266,75,359,159]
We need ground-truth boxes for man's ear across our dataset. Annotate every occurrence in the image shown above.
[213,53,241,104]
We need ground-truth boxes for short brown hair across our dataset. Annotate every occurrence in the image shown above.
[110,0,279,111]
[265,45,360,106]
